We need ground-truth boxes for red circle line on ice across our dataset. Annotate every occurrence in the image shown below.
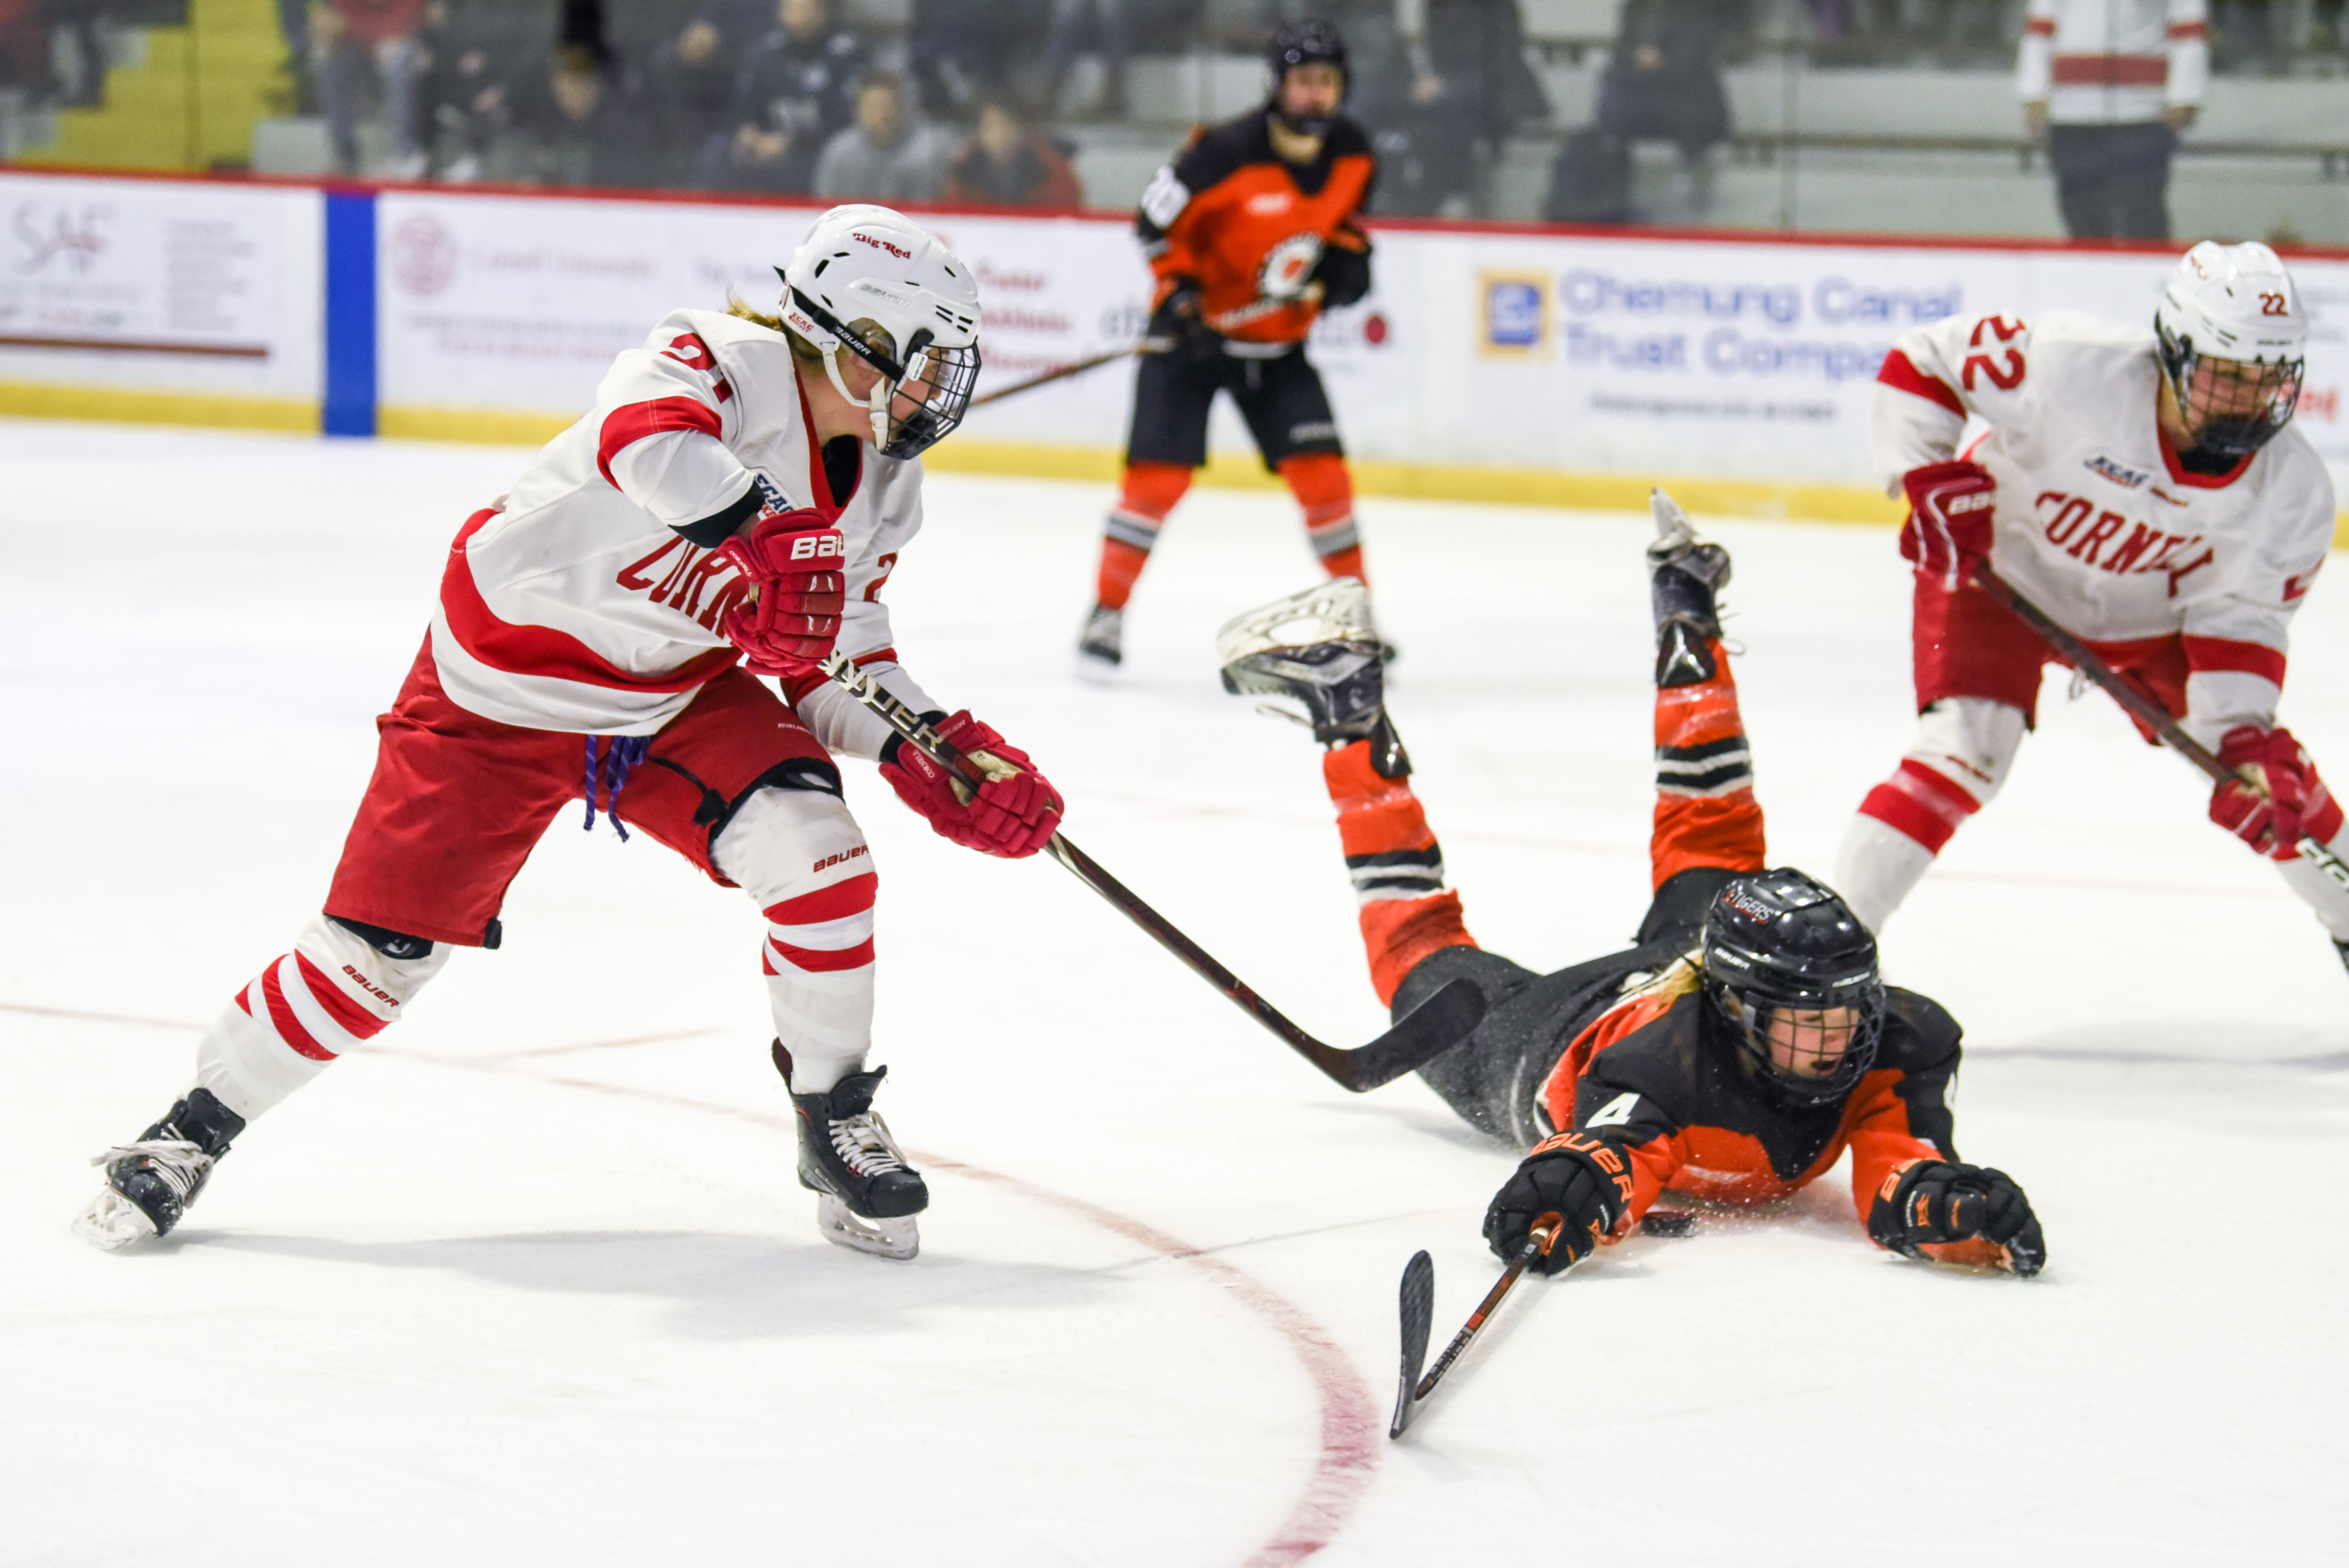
[18,1003,1382,1566]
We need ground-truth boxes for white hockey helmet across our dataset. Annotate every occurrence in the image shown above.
[2153,240,2308,457]
[777,204,982,459]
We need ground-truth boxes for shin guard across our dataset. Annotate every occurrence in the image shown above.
[1837,697,2025,929]
[717,787,878,1095]
[1651,637,1765,891]
[1097,462,1192,609]
[1324,739,1474,1006]
[1279,453,1364,582]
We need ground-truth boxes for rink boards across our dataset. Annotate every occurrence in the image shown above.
[0,166,2345,533]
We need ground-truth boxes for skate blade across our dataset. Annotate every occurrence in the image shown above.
[1648,486,1696,554]
[1214,578,1371,665]
[816,1193,919,1260]
[71,1187,158,1251]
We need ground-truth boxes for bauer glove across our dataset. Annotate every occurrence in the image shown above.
[1899,460,1997,592]
[879,710,1063,859]
[1483,1131,1635,1276]
[2210,725,2340,861]
[717,510,847,678]
[1867,1159,2045,1277]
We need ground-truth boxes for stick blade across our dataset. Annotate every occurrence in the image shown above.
[1389,1250,1436,1439]
[1310,977,1487,1093]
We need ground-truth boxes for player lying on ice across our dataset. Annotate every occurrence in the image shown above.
[1217,495,2047,1278]
[73,204,1057,1261]
[1835,240,2347,977]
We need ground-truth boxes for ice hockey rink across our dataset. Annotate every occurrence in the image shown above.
[5,418,2344,1567]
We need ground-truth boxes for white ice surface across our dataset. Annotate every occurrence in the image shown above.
[3,420,2346,1567]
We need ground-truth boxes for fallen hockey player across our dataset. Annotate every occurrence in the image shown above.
[1217,495,2047,1277]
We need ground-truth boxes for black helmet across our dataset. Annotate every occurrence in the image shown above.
[1267,18,1348,135]
[1699,868,1885,1104]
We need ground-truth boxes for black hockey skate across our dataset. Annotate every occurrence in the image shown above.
[71,1088,245,1251]
[1648,487,1732,689]
[1217,578,1410,778]
[776,1043,927,1260]
[1076,603,1123,679]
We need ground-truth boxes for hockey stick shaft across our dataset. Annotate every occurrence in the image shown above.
[968,338,1170,409]
[1412,1218,1561,1404]
[1974,566,2349,892]
[817,654,1484,1089]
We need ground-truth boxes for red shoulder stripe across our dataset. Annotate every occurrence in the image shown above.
[1877,349,1966,417]
[597,396,724,488]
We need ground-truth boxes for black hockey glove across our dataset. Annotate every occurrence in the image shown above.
[1149,281,1222,364]
[1309,240,1372,309]
[1482,1131,1635,1276]
[1868,1159,2046,1278]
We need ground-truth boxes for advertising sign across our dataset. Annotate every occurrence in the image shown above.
[0,172,321,399]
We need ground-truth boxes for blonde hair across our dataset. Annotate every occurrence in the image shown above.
[728,291,822,364]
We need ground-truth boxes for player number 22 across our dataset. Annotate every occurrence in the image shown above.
[2259,291,2290,316]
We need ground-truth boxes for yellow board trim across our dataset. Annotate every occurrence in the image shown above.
[0,380,316,432]
[21,390,2349,549]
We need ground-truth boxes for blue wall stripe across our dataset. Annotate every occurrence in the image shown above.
[322,191,377,437]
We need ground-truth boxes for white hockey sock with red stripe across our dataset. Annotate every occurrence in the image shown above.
[1834,698,2026,932]
[194,914,450,1118]
[714,787,877,1096]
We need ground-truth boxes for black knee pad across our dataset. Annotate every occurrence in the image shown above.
[327,915,436,962]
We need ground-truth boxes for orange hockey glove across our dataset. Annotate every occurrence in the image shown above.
[1484,1131,1633,1275]
[1869,1159,2045,1276]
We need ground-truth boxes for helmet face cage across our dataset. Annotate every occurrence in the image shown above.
[789,284,980,460]
[2156,322,2305,458]
[1709,980,1885,1104]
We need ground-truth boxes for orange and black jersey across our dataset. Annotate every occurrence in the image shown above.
[1395,938,1999,1265]
[1135,107,1376,347]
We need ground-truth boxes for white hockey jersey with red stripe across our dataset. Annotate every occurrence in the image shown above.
[428,306,936,757]
[2017,0,2207,125]
[1875,308,2334,749]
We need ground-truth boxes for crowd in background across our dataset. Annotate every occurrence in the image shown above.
[0,0,2341,221]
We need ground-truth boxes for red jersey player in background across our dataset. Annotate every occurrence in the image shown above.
[1214,495,2046,1278]
[73,206,1060,1262]
[1833,241,2346,977]
[1077,18,1380,676]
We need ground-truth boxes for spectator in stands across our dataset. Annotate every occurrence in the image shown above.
[1040,0,1132,118]
[907,0,1037,118]
[814,70,954,200]
[633,7,758,183]
[943,96,1084,206]
[705,0,870,192]
[318,0,430,176]
[521,39,655,187]
[420,0,545,180]
[1584,0,1736,215]
[2019,0,2205,241]
[1354,0,1549,215]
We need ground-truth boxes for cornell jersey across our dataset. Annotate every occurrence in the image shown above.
[430,307,936,757]
[1135,108,1375,346]
[1875,308,2335,749]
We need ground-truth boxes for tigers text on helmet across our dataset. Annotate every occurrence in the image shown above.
[1699,869,1885,1104]
[1265,18,1347,137]
[776,204,982,460]
[2154,240,2308,459]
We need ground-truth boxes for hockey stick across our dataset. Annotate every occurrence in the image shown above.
[968,338,1171,410]
[1388,1216,1562,1438]
[818,653,1488,1090]
[1973,565,2349,893]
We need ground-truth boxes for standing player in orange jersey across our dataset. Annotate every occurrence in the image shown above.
[1076,18,1380,676]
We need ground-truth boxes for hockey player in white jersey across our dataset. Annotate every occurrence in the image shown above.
[72,205,1060,1260]
[1835,240,2346,975]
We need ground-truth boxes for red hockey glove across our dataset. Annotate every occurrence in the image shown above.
[1898,460,1997,591]
[716,510,846,678]
[1483,1131,1634,1276]
[879,710,1064,859]
[1868,1159,2045,1277]
[2210,725,2336,861]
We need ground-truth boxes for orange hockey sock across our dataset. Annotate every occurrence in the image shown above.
[1095,462,1192,610]
[1323,739,1475,1006]
[1279,453,1365,583]
[1650,639,1765,890]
